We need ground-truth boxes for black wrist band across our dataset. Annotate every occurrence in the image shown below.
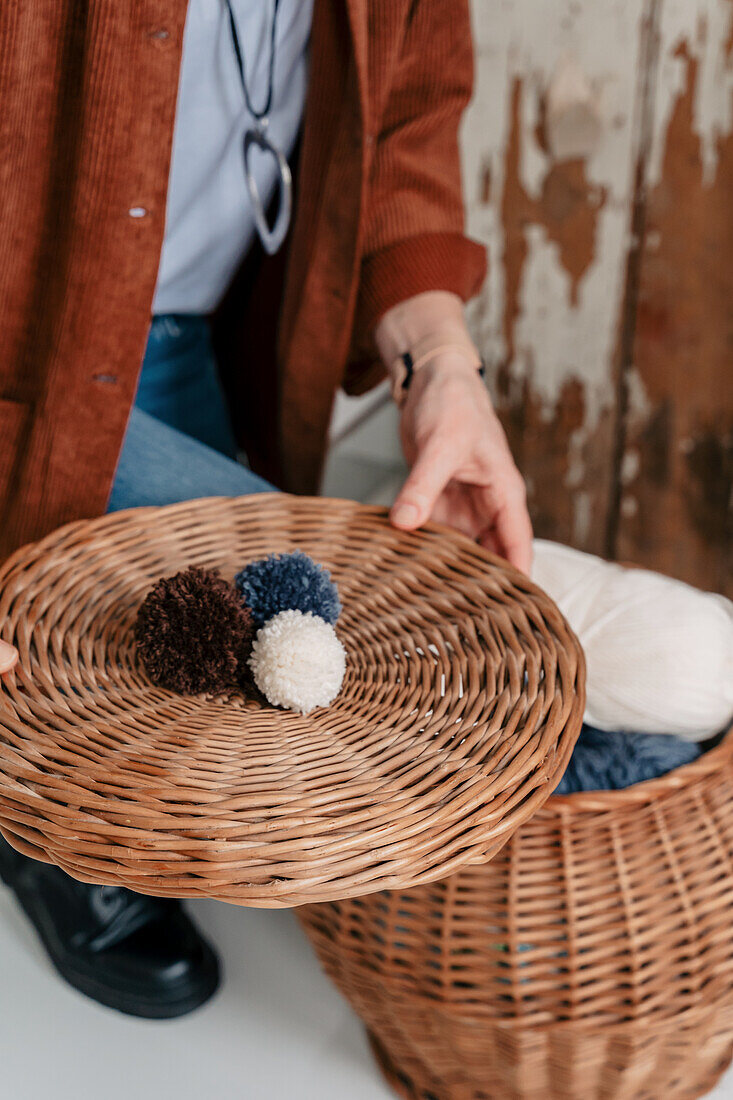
[399,351,486,392]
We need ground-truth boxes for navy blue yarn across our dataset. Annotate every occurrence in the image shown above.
[553,724,701,795]
[235,550,341,627]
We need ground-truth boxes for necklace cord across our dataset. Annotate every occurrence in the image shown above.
[224,0,280,122]
[223,0,293,255]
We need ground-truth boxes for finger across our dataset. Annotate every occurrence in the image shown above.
[492,490,534,574]
[431,485,484,540]
[391,438,457,530]
[0,640,18,676]
[478,528,503,557]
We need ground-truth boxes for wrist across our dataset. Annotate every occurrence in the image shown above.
[391,346,485,409]
[374,291,470,364]
[374,291,482,407]
[419,350,486,384]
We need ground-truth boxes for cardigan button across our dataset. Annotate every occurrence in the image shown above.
[128,206,148,219]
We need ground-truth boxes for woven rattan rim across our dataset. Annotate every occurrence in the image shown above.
[0,494,584,907]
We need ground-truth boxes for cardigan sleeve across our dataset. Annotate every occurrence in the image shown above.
[352,0,487,338]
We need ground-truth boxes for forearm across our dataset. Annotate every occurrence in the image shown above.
[373,291,479,376]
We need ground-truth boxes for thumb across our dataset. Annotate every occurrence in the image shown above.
[391,440,454,530]
[0,640,18,676]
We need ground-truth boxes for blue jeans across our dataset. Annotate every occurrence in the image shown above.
[109,315,273,511]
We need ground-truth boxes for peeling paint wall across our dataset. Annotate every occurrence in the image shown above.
[463,0,645,552]
[620,9,733,593]
[648,0,733,185]
[464,0,732,592]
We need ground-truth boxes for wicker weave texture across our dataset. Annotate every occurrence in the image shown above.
[0,494,584,907]
[299,726,733,1098]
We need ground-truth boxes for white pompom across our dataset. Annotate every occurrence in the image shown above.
[532,540,733,741]
[249,609,346,715]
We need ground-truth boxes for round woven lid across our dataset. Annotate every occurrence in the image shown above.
[0,495,584,907]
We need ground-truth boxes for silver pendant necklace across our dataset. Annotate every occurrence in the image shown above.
[225,0,292,255]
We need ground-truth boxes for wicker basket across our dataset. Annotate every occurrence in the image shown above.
[299,725,733,1100]
[0,494,583,907]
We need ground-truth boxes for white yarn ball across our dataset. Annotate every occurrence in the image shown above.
[532,539,733,741]
[249,609,346,715]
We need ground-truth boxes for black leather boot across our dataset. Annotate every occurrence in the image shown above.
[0,835,220,1018]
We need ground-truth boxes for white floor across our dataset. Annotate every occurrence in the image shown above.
[0,886,731,1100]
[0,891,395,1100]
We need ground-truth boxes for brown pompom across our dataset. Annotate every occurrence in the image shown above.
[135,566,254,694]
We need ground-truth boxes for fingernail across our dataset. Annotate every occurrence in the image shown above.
[391,503,419,528]
[0,641,17,673]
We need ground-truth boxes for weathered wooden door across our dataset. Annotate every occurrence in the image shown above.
[463,0,732,595]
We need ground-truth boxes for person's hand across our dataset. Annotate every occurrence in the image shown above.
[0,640,18,679]
[390,353,533,574]
[373,290,532,573]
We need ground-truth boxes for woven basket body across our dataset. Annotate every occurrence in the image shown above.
[299,727,733,1099]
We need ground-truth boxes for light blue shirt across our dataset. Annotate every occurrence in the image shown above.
[154,0,314,315]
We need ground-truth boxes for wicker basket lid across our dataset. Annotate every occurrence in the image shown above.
[0,495,584,907]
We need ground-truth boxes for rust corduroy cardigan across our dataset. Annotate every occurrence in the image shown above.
[0,0,486,559]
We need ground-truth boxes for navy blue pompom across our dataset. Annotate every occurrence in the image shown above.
[235,550,341,628]
[553,724,701,795]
